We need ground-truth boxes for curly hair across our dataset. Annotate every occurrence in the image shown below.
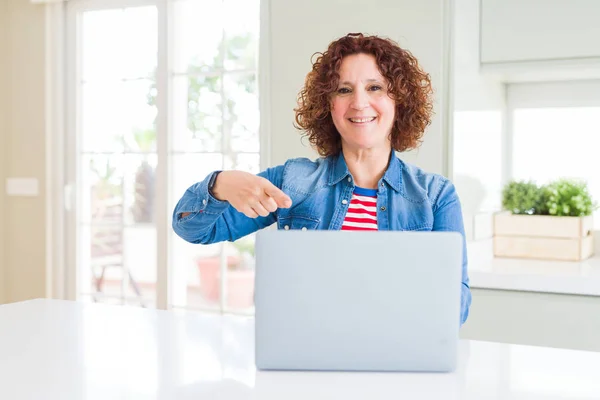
[294,33,434,157]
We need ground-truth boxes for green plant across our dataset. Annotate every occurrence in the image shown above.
[501,178,598,217]
[145,33,255,155]
[502,180,543,215]
[90,158,121,200]
[233,236,255,258]
[541,179,598,217]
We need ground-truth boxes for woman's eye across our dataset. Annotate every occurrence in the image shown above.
[337,88,351,94]
[369,85,382,91]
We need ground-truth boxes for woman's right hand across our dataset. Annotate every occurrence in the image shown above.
[211,170,292,218]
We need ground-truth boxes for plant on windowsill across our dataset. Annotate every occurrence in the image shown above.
[501,180,544,215]
[494,178,598,261]
[196,236,256,308]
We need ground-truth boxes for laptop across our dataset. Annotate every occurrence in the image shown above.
[254,230,463,372]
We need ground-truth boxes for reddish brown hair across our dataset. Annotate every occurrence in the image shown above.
[294,33,434,157]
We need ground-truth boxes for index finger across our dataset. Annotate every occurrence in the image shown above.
[262,180,292,208]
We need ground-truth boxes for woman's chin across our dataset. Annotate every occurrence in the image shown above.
[342,141,389,153]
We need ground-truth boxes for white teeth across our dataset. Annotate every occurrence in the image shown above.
[349,117,376,123]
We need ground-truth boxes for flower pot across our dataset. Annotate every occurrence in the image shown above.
[196,256,255,308]
[493,212,594,261]
[225,269,255,309]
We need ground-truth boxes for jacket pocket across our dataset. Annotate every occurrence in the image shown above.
[402,224,433,232]
[277,215,320,231]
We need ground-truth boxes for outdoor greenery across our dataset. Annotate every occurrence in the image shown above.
[130,33,256,224]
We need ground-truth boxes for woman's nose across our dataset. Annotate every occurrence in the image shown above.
[350,89,369,110]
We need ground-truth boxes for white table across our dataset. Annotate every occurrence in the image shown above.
[1,299,599,399]
[468,240,600,296]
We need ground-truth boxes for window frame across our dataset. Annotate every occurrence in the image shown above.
[60,0,269,311]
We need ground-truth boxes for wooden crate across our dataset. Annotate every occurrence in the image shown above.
[493,212,594,261]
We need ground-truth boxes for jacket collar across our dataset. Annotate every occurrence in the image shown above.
[328,151,402,192]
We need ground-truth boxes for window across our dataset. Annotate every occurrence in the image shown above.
[170,0,260,313]
[67,0,261,313]
[71,4,160,307]
[508,81,600,222]
[453,110,503,214]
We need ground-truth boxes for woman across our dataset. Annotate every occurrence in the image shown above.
[173,33,471,324]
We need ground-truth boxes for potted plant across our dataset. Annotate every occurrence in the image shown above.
[494,178,598,261]
[501,180,544,215]
[129,128,156,224]
[196,236,255,308]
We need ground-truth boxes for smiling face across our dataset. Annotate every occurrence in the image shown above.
[330,53,396,155]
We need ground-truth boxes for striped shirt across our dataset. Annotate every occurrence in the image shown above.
[341,187,378,231]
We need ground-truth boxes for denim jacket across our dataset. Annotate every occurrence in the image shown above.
[173,153,472,324]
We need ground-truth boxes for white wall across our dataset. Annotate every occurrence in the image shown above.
[479,0,600,83]
[452,0,505,239]
[480,0,600,64]
[266,0,451,175]
[453,0,504,112]
[507,80,600,108]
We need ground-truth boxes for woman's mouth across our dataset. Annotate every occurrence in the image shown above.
[348,117,376,124]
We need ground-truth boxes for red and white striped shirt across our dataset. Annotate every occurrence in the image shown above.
[341,187,378,231]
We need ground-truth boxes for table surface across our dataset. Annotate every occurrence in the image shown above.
[1,299,599,400]
[468,240,600,296]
